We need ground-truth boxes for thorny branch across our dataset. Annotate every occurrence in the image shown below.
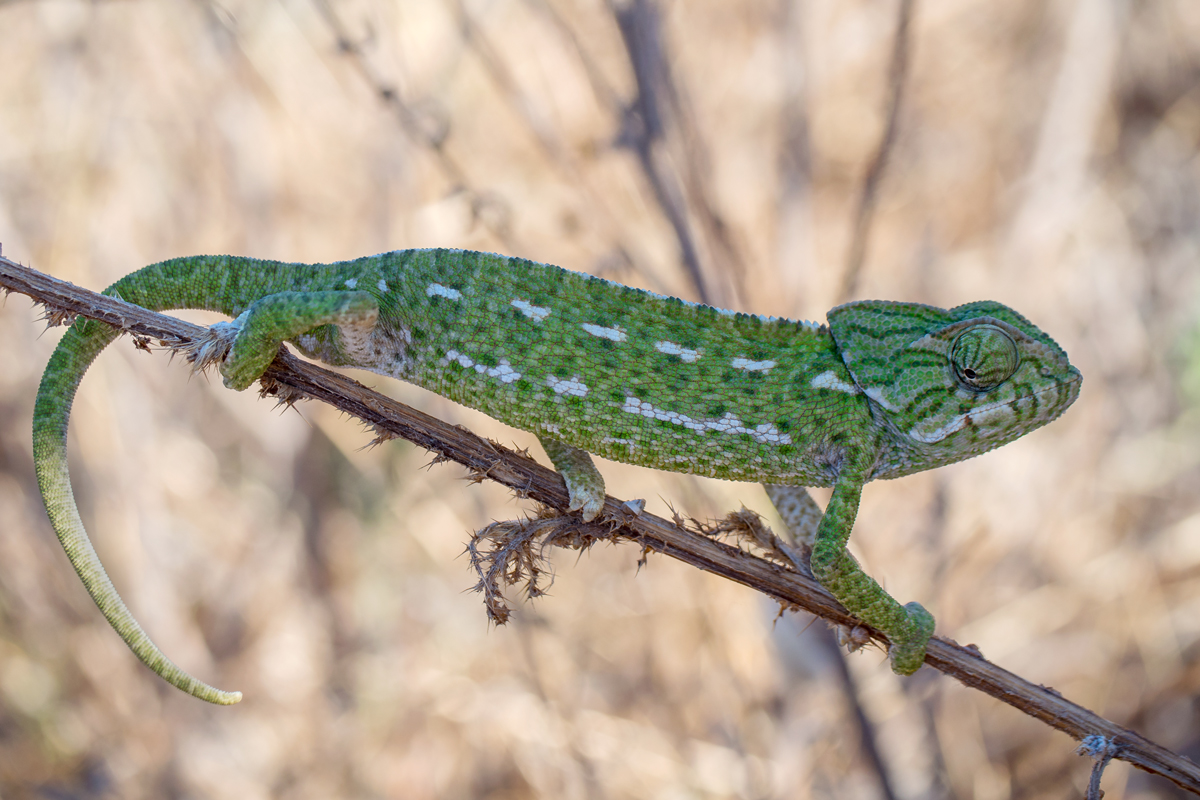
[2,254,1198,795]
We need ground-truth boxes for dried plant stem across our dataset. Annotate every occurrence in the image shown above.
[1,253,1197,795]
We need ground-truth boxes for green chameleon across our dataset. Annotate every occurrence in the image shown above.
[33,249,1081,704]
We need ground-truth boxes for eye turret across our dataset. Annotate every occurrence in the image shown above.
[949,324,1019,391]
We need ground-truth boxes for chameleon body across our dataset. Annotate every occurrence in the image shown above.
[33,249,1081,704]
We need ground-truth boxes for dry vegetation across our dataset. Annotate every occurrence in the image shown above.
[1,0,1199,798]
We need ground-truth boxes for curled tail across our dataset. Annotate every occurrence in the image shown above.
[32,259,256,705]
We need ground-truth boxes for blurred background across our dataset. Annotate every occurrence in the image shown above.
[0,0,1198,797]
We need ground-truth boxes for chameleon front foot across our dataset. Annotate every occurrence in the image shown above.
[768,483,935,674]
[886,601,936,675]
[811,470,937,676]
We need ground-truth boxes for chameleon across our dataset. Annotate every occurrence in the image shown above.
[32,248,1081,705]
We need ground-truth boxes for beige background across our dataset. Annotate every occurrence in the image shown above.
[0,0,1198,797]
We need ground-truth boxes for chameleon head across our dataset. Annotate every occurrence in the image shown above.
[827,300,1082,478]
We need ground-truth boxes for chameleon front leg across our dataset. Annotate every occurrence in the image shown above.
[539,437,606,521]
[808,471,935,675]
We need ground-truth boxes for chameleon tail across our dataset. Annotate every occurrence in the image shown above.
[33,271,244,705]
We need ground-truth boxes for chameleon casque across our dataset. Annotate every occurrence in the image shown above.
[33,249,1081,704]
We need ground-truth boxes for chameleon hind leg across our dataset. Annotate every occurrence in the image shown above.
[540,437,606,521]
[802,474,935,675]
[218,291,380,391]
[765,484,824,564]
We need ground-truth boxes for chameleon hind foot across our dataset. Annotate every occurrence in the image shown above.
[540,437,606,521]
[219,291,379,391]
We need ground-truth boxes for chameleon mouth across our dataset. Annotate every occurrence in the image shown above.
[908,368,1081,445]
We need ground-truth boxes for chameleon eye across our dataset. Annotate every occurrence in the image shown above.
[950,324,1019,391]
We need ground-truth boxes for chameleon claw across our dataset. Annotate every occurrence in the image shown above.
[568,490,605,522]
[886,601,936,676]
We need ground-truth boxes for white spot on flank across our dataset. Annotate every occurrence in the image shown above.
[486,361,522,383]
[426,283,462,301]
[445,350,522,384]
[546,374,589,397]
[621,396,792,445]
[601,436,638,447]
[446,349,474,369]
[810,371,860,394]
[511,299,552,322]
[377,279,388,293]
[654,341,701,362]
[344,278,358,289]
[581,323,626,342]
[731,357,777,373]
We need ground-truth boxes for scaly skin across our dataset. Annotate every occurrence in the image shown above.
[33,249,1081,703]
